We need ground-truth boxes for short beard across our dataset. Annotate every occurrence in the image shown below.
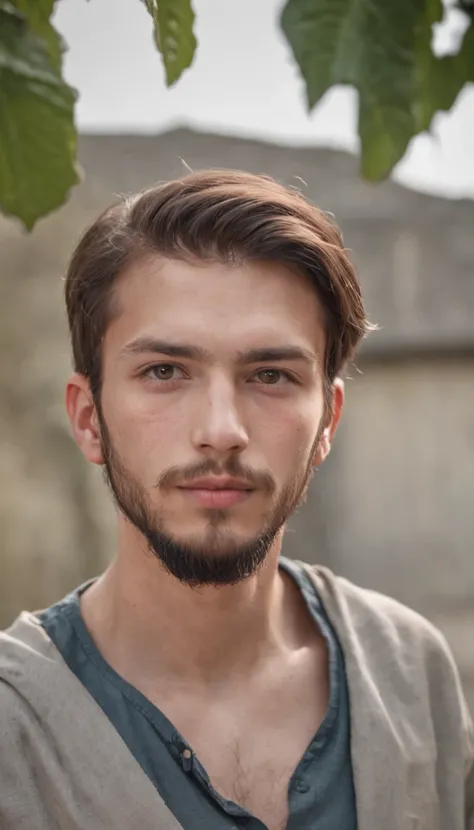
[96,405,320,587]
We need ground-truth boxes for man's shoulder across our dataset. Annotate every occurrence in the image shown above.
[0,612,61,707]
[299,561,458,669]
[301,561,474,752]
[0,618,41,748]
[1,611,55,658]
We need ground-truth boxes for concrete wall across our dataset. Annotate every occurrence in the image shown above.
[0,130,472,709]
[286,358,474,710]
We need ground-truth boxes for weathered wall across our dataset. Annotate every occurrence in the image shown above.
[287,358,474,710]
[0,130,472,709]
[0,189,116,624]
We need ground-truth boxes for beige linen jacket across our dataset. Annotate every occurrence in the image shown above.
[0,564,473,830]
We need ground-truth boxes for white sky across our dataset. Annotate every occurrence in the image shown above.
[54,0,474,199]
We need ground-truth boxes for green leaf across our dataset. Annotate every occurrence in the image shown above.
[0,6,79,229]
[281,0,427,180]
[144,0,197,86]
[414,5,474,133]
[11,0,64,68]
[281,0,474,181]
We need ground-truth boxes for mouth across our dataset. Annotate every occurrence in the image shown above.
[177,478,254,509]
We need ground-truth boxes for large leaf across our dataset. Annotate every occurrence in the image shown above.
[143,0,197,86]
[414,0,474,132]
[281,0,474,180]
[0,5,79,229]
[13,0,64,68]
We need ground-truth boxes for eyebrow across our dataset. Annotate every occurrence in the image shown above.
[119,337,318,367]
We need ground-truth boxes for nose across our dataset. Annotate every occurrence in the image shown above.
[192,380,249,456]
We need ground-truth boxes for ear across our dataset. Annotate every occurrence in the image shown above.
[65,374,104,466]
[313,378,344,467]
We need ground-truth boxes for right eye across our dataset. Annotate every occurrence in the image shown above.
[145,364,185,382]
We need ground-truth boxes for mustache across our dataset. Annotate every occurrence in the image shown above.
[156,458,276,494]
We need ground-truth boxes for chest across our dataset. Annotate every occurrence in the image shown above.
[142,650,330,830]
[188,725,312,830]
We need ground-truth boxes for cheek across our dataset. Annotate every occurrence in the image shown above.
[102,389,179,472]
[104,378,176,433]
[261,406,322,471]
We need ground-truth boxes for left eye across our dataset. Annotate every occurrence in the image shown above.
[147,364,183,381]
[255,369,288,385]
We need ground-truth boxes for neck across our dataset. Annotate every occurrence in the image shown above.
[80,523,302,688]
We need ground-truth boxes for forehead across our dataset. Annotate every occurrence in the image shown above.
[105,255,326,358]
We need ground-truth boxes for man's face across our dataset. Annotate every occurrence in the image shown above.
[69,256,342,585]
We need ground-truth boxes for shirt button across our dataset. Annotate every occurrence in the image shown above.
[181,748,193,772]
[295,780,309,794]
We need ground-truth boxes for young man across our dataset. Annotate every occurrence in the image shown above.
[0,171,472,830]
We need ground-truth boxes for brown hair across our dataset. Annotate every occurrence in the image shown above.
[65,169,373,402]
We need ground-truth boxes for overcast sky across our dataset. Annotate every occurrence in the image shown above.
[54,0,474,199]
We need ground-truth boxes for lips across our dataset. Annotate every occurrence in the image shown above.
[178,478,254,508]
[180,477,252,491]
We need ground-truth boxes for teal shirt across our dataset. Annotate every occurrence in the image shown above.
[39,558,357,829]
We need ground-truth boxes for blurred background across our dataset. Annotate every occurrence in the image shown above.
[1,0,473,711]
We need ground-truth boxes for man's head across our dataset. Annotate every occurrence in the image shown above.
[65,170,372,586]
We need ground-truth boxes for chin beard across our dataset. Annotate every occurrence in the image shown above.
[96,407,318,587]
[103,462,305,586]
[128,521,278,586]
[103,457,287,585]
